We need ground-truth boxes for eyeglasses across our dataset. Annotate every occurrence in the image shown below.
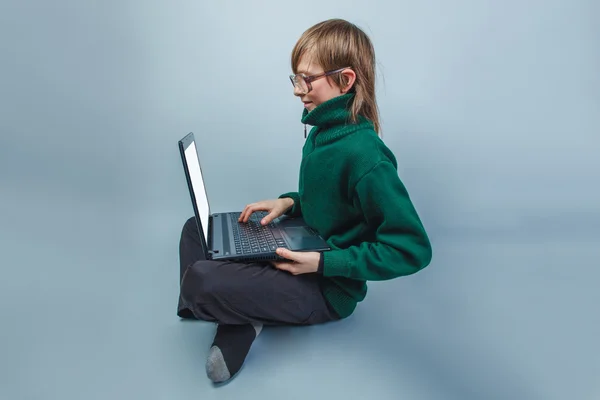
[289,67,351,94]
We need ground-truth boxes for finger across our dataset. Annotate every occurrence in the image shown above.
[261,213,270,225]
[241,205,256,223]
[238,206,249,222]
[238,205,249,222]
[262,211,277,225]
[242,206,252,223]
[246,204,270,223]
[276,248,297,262]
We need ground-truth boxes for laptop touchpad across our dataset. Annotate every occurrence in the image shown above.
[282,227,322,250]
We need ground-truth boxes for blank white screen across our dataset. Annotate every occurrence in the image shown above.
[184,141,210,242]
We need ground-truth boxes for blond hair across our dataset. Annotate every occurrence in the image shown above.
[291,19,380,133]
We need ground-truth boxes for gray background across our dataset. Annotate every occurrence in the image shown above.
[1,0,599,399]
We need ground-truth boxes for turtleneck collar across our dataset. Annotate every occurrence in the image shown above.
[300,93,374,146]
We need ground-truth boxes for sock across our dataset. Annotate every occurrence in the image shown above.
[206,323,263,383]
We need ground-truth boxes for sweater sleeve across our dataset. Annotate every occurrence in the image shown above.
[278,192,302,217]
[322,161,432,281]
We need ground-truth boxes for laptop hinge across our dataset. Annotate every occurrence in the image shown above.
[207,214,214,251]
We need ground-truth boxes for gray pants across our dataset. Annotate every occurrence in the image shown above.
[177,217,340,326]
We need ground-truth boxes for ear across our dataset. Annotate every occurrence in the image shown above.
[340,68,357,93]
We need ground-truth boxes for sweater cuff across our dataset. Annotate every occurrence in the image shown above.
[321,250,350,278]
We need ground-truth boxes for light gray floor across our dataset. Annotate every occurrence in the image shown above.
[2,1,598,398]
[1,194,599,400]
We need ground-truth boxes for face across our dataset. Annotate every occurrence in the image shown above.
[292,55,356,112]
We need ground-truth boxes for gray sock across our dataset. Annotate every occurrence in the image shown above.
[206,323,262,383]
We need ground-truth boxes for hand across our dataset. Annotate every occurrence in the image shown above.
[270,248,320,275]
[238,198,294,225]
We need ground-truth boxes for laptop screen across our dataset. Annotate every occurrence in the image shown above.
[183,140,210,242]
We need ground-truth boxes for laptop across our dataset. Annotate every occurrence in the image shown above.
[178,132,331,262]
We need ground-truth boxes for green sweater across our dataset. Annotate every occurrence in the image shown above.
[279,93,432,319]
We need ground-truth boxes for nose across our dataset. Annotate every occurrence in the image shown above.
[292,83,304,97]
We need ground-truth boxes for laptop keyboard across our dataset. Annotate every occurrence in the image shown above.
[230,211,288,255]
